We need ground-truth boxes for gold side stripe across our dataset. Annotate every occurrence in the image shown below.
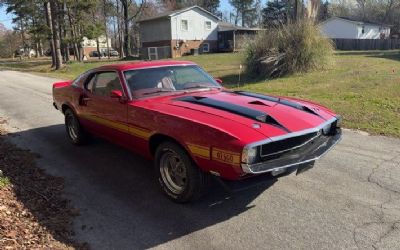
[213,148,241,157]
[187,143,210,159]
[80,114,151,140]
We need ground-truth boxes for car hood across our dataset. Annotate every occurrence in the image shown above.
[146,90,338,142]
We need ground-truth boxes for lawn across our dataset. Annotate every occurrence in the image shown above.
[1,51,399,137]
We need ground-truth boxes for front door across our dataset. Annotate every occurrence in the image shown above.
[80,71,129,145]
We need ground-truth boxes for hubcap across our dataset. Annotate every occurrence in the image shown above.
[66,114,78,141]
[160,150,187,194]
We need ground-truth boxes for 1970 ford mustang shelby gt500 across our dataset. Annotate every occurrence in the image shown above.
[53,60,342,202]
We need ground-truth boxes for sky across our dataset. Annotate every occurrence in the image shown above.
[0,6,13,29]
[0,0,234,29]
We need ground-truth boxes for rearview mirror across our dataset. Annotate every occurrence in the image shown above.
[215,78,223,84]
[110,90,123,98]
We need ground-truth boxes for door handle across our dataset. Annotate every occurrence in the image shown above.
[82,97,91,102]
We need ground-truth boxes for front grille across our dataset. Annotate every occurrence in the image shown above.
[261,131,321,158]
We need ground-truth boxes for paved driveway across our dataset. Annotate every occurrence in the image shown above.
[0,70,399,250]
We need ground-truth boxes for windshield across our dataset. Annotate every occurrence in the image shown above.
[123,65,221,98]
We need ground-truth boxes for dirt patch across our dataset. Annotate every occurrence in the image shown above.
[0,118,88,249]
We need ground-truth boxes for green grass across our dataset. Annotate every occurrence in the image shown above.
[0,176,10,189]
[1,51,399,137]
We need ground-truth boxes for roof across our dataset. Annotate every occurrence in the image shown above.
[138,5,220,23]
[218,22,264,32]
[97,60,197,71]
[322,17,392,27]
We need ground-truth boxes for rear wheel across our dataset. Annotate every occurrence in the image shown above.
[155,142,208,203]
[65,109,87,145]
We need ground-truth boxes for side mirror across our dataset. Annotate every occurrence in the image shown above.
[215,78,223,84]
[110,90,123,98]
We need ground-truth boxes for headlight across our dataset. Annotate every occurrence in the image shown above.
[241,147,258,164]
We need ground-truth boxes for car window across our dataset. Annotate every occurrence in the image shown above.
[72,71,89,87]
[92,72,122,97]
[174,67,211,89]
[124,65,219,98]
[85,74,96,91]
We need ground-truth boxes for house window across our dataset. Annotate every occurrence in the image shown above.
[205,21,211,30]
[361,26,365,34]
[202,43,210,53]
[148,47,158,60]
[181,20,188,31]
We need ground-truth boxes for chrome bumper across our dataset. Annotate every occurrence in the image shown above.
[241,129,342,174]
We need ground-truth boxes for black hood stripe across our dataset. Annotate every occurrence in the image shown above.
[174,96,291,132]
[232,91,326,120]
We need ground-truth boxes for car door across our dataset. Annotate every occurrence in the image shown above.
[79,71,130,145]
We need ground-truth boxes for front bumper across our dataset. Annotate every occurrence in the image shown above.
[241,128,342,174]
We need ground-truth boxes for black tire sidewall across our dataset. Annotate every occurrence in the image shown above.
[154,142,205,203]
[64,109,86,145]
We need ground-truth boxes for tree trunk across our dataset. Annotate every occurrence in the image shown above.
[44,2,56,68]
[66,7,80,61]
[103,0,110,59]
[116,0,123,58]
[38,40,44,57]
[96,37,101,60]
[121,0,130,57]
[45,2,56,66]
[35,42,39,58]
[50,0,63,69]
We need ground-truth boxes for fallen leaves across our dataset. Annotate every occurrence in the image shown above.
[0,118,88,249]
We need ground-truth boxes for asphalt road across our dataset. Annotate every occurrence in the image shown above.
[0,70,399,250]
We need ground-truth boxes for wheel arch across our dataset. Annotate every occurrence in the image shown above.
[61,102,76,114]
[149,133,188,157]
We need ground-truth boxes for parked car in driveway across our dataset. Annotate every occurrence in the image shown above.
[52,61,342,202]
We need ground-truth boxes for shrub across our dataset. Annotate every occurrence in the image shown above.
[245,20,334,79]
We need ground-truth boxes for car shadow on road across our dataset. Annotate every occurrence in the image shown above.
[6,124,278,249]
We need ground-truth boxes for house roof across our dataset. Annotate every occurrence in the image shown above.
[323,17,392,27]
[218,22,264,32]
[137,5,220,23]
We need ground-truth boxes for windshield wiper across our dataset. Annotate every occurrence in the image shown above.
[142,89,174,96]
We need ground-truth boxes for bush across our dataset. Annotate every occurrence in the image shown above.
[245,20,334,79]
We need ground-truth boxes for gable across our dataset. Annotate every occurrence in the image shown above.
[171,6,220,22]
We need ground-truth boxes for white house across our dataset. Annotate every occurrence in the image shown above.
[138,6,220,59]
[81,35,112,56]
[320,17,391,39]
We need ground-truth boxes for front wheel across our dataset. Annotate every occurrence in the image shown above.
[154,142,208,203]
[65,109,87,145]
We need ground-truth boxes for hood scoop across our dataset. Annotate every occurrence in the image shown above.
[174,96,290,132]
[233,91,325,119]
[248,100,270,106]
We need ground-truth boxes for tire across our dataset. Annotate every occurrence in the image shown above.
[154,142,208,203]
[64,109,87,145]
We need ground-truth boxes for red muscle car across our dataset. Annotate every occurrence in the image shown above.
[52,60,342,202]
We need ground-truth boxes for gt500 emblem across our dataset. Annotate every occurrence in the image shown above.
[212,148,241,165]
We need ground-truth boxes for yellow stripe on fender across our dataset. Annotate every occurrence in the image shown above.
[187,143,210,159]
[80,114,151,140]
[212,148,241,166]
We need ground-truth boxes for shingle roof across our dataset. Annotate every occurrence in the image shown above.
[218,22,264,32]
[332,17,392,27]
[138,5,220,23]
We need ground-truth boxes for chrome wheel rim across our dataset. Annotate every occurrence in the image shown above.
[66,114,78,141]
[160,150,187,194]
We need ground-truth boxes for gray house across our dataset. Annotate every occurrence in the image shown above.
[138,6,220,59]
